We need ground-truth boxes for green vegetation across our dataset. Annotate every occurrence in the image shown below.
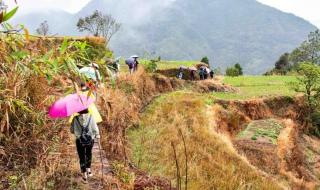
[291,30,320,65]
[293,62,320,135]
[156,60,197,70]
[119,59,197,73]
[267,29,320,75]
[238,119,284,144]
[0,33,112,189]
[226,63,243,77]
[200,56,209,66]
[212,75,297,100]
[265,53,291,75]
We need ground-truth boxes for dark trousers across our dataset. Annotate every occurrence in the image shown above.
[76,139,94,173]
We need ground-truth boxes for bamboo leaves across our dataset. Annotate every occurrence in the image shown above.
[1,6,18,23]
[59,38,68,55]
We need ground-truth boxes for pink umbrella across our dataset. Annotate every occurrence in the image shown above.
[48,93,95,119]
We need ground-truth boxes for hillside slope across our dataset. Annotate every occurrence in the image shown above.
[12,0,317,74]
[111,0,316,74]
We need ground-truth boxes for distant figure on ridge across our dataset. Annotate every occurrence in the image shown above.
[177,67,184,79]
[125,57,135,74]
[131,55,139,72]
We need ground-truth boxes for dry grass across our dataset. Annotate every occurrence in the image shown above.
[0,34,111,189]
[98,69,231,160]
[127,92,282,190]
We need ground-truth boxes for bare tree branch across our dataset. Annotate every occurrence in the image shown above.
[77,10,121,45]
[36,20,49,36]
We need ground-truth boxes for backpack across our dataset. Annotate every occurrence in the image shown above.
[76,116,93,146]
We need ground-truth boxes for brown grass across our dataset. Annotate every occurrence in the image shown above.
[98,68,233,160]
[127,92,282,190]
[0,34,109,189]
[212,96,320,189]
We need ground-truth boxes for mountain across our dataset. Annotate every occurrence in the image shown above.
[108,0,317,73]
[13,0,317,74]
[12,10,74,35]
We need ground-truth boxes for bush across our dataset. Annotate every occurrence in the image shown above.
[226,63,243,77]
[294,62,320,136]
[226,67,239,77]
[234,63,243,75]
[145,59,159,73]
[311,111,320,136]
[201,56,209,66]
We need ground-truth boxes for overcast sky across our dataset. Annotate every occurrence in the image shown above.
[6,0,320,28]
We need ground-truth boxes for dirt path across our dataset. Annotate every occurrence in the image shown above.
[60,126,118,190]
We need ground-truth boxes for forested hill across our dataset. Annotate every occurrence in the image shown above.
[13,0,317,74]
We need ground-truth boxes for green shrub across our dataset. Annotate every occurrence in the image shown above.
[226,63,243,77]
[145,59,159,73]
[201,56,209,66]
[226,67,240,77]
[311,111,320,136]
[234,63,243,75]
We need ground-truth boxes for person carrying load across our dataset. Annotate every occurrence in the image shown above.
[125,57,135,74]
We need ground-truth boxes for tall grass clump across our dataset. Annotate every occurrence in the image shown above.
[0,34,112,189]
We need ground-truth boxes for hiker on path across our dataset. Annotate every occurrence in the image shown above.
[80,63,101,87]
[70,108,100,184]
[111,57,121,77]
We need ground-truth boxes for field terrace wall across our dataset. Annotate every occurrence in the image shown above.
[213,96,319,188]
[214,96,308,136]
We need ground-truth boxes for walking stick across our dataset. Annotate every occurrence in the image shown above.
[97,139,104,189]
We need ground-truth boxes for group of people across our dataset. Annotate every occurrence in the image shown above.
[70,57,215,184]
[70,55,140,183]
[178,65,214,80]
[199,66,214,80]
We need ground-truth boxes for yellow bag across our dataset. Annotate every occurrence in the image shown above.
[69,91,103,123]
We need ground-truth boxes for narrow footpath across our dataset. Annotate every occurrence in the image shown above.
[59,125,119,190]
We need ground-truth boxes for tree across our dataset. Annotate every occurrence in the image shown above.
[290,30,320,65]
[295,62,320,109]
[273,53,291,74]
[226,63,243,77]
[201,56,209,66]
[294,62,320,135]
[77,10,121,44]
[226,67,240,77]
[36,20,49,36]
[234,63,243,75]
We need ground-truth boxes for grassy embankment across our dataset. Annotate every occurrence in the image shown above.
[121,59,297,100]
[214,75,298,100]
[119,59,196,72]
[126,60,300,189]
[127,92,282,189]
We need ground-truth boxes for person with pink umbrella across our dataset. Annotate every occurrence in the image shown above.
[49,93,100,183]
